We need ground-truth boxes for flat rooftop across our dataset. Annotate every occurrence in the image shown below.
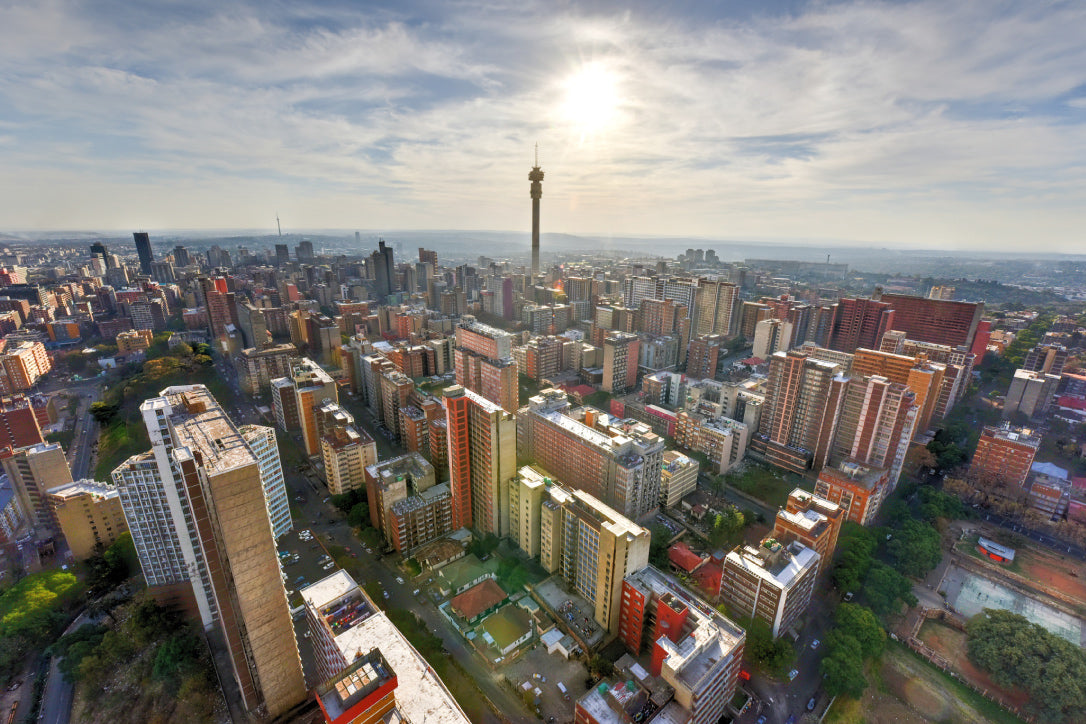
[155,386,256,474]
[726,539,818,589]
[46,479,118,500]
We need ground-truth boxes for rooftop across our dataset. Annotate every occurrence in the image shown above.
[155,386,255,474]
[726,539,819,590]
[449,579,508,621]
[46,479,118,500]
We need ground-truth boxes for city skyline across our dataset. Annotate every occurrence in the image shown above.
[1,1,1085,249]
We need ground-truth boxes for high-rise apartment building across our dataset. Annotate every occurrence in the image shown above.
[454,319,519,413]
[517,389,665,520]
[234,343,297,396]
[112,386,305,717]
[720,538,819,638]
[0,398,44,451]
[46,480,128,560]
[0,441,72,533]
[693,279,739,337]
[827,297,895,353]
[522,335,564,382]
[270,358,338,456]
[296,239,315,263]
[875,292,984,349]
[852,348,945,434]
[753,350,847,474]
[240,424,293,539]
[602,331,639,394]
[1023,344,1067,377]
[370,240,396,299]
[507,468,649,633]
[133,231,154,275]
[752,318,793,360]
[443,385,517,534]
[616,566,746,724]
[322,425,377,496]
[274,243,289,267]
[773,488,843,569]
[301,571,471,724]
[971,424,1041,488]
[814,461,892,526]
[1003,368,1060,422]
[686,334,724,380]
[659,450,699,508]
[832,375,917,486]
[0,340,51,393]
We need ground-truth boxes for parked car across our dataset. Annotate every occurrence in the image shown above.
[788,669,799,681]
[810,639,820,650]
[807,697,817,711]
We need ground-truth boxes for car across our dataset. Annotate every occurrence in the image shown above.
[294,576,306,584]
[382,590,389,599]
[294,496,305,502]
[756,717,766,724]
[322,562,335,571]
[807,697,817,711]
[395,576,404,585]
[810,638,820,650]
[843,591,854,602]
[739,669,751,681]
[787,669,799,681]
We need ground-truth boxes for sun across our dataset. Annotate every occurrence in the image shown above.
[561,63,621,138]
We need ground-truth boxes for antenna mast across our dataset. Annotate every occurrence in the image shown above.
[276,213,282,237]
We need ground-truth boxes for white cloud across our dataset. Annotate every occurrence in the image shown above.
[0,0,1084,249]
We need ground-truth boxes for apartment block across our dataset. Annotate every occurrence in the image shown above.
[388,483,453,553]
[827,297,894,353]
[46,479,128,560]
[234,343,297,396]
[659,451,699,509]
[674,411,749,475]
[322,425,378,496]
[773,488,843,569]
[0,399,44,451]
[301,571,470,724]
[112,386,305,717]
[814,461,891,526]
[116,328,154,354]
[1003,368,1060,422]
[852,348,945,434]
[517,389,665,520]
[752,318,793,360]
[522,335,564,382]
[0,340,51,393]
[0,441,72,532]
[832,375,917,486]
[686,334,724,380]
[616,566,746,724]
[970,424,1041,488]
[271,357,338,456]
[875,292,984,349]
[444,385,517,534]
[365,452,438,540]
[454,319,519,412]
[753,350,847,474]
[602,332,639,394]
[720,538,819,638]
[693,279,739,337]
[239,424,293,539]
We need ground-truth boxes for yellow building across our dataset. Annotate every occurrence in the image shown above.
[116,329,154,354]
[47,480,128,559]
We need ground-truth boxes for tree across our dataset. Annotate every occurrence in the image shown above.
[648,523,671,569]
[588,654,615,678]
[833,603,885,659]
[89,402,120,425]
[831,523,876,592]
[346,502,370,529]
[707,507,745,548]
[967,609,1086,722]
[862,561,916,616]
[744,618,795,677]
[821,640,866,699]
[885,519,943,578]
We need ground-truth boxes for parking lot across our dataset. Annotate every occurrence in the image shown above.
[534,577,606,648]
[502,645,589,724]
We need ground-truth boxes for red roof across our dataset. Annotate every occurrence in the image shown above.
[1057,396,1086,411]
[668,542,706,573]
[564,384,596,397]
[741,357,765,366]
[693,561,723,596]
[1072,477,1086,491]
[450,579,507,621]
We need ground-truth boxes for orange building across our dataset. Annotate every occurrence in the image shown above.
[814,461,891,526]
[852,348,944,434]
[0,340,51,393]
[773,488,844,568]
[971,425,1040,488]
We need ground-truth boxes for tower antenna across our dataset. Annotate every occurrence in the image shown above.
[534,143,538,167]
[276,213,282,237]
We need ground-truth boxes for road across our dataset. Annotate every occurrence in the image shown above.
[37,612,97,724]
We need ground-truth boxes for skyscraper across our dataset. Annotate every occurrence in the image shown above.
[454,318,519,413]
[827,297,895,353]
[875,292,984,349]
[133,231,154,275]
[693,278,740,337]
[89,242,112,268]
[275,243,289,267]
[112,385,305,717]
[172,245,190,267]
[831,375,917,486]
[371,239,396,300]
[443,385,516,534]
[529,154,544,278]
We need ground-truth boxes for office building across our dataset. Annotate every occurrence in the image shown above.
[720,538,819,638]
[234,343,297,396]
[133,231,154,275]
[517,389,665,520]
[659,450,698,509]
[0,441,72,532]
[370,240,396,299]
[112,386,306,717]
[827,297,894,353]
[753,350,847,474]
[602,332,639,394]
[970,424,1041,488]
[296,240,315,263]
[301,571,471,724]
[444,385,517,534]
[172,245,191,268]
[814,461,892,526]
[616,566,746,724]
[454,319,519,413]
[773,489,843,570]
[274,244,289,267]
[1023,344,1067,377]
[0,340,51,393]
[46,480,128,560]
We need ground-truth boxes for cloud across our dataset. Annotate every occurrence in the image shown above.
[0,0,1085,250]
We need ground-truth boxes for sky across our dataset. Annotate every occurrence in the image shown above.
[1,0,1085,251]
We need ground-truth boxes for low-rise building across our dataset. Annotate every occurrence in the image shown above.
[115,329,153,354]
[46,479,128,560]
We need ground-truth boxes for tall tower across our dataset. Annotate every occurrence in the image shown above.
[133,231,154,275]
[529,147,544,278]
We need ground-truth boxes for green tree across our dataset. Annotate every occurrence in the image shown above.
[831,523,876,593]
[588,654,615,678]
[862,561,916,616]
[648,523,671,568]
[833,603,885,659]
[967,609,1086,722]
[89,402,120,424]
[347,502,370,529]
[821,643,867,699]
[744,619,795,677]
[885,519,943,578]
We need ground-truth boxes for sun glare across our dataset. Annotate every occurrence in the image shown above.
[561,63,620,139]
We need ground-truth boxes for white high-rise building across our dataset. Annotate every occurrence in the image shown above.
[241,424,293,538]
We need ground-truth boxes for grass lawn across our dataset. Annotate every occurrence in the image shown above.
[725,462,811,508]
